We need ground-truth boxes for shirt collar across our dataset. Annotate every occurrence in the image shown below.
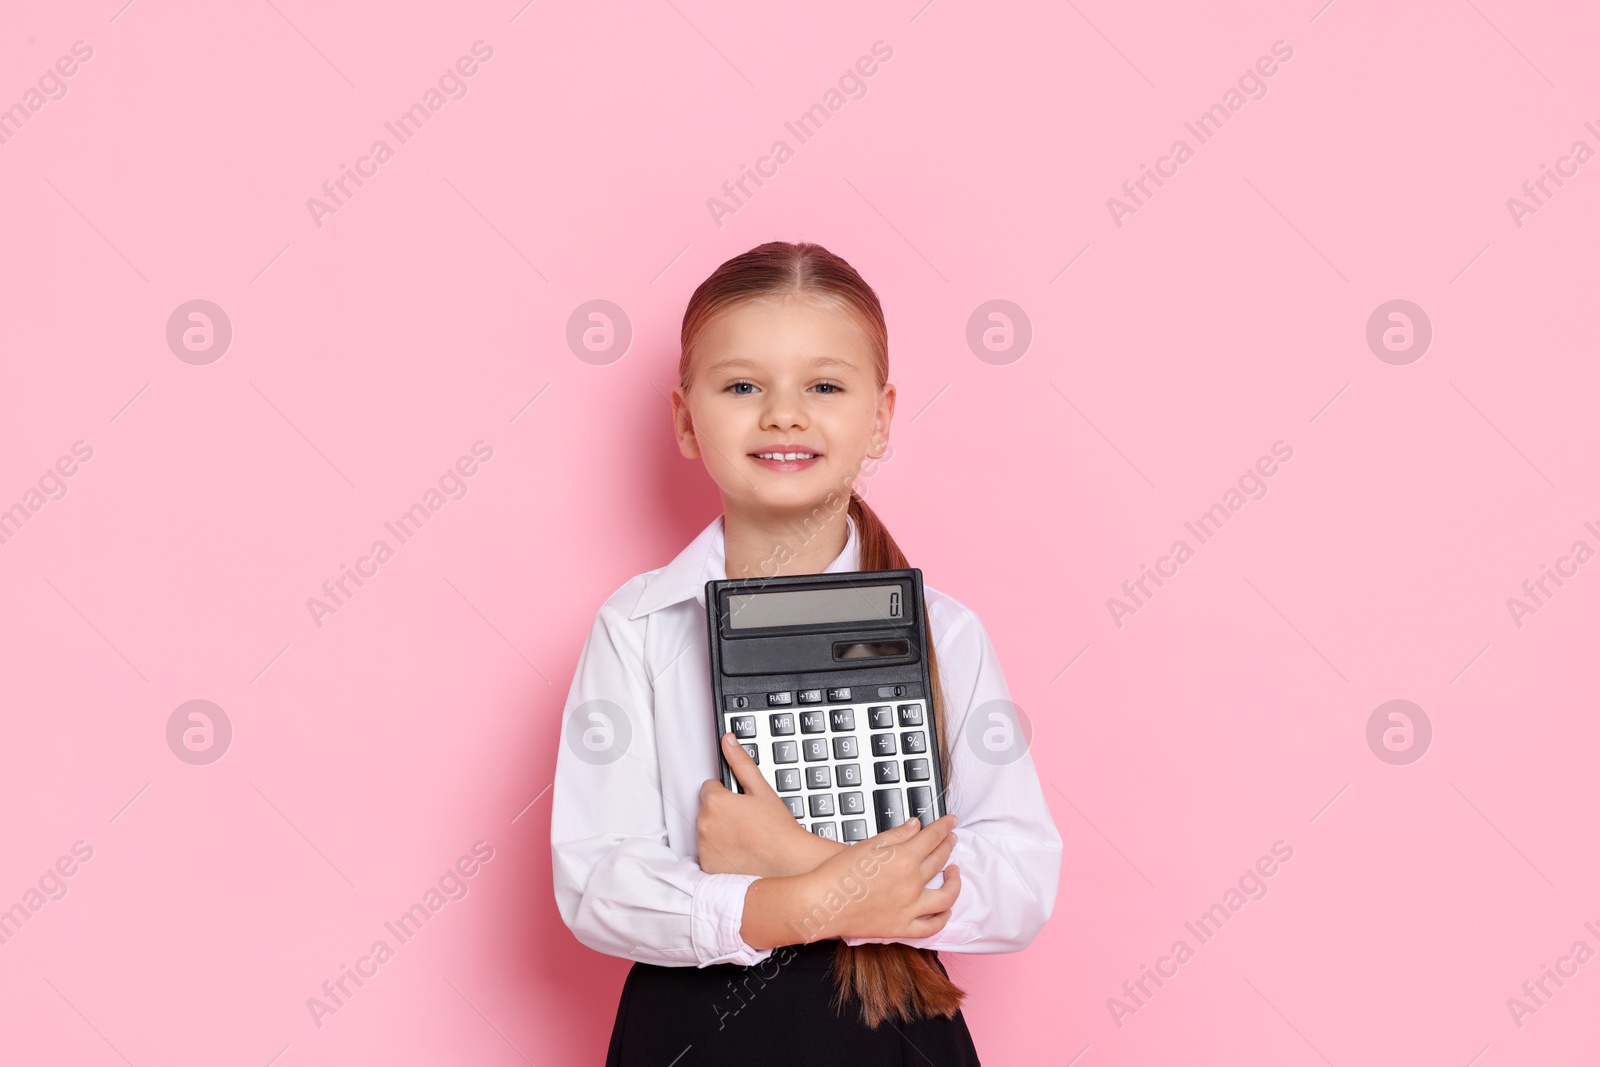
[628,511,860,620]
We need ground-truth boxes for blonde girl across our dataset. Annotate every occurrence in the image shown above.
[552,241,1061,1065]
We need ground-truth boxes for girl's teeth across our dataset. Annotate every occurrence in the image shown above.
[758,452,814,460]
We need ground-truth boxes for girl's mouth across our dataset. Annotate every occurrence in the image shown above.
[749,450,822,472]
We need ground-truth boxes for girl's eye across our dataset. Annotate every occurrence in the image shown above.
[724,381,843,395]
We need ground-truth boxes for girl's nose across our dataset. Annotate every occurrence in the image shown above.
[761,394,808,428]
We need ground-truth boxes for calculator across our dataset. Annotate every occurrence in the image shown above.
[705,567,947,844]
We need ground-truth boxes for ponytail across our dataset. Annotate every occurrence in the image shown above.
[825,494,966,1028]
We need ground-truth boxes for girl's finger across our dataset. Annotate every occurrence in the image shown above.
[904,813,956,860]
[918,832,957,882]
[719,731,768,794]
[902,908,954,940]
[918,865,961,914]
[869,816,923,852]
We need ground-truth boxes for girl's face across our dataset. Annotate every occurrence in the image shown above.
[672,294,894,519]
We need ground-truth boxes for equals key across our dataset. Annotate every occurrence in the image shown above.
[907,786,934,827]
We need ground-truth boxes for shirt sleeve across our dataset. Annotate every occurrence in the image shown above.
[549,601,776,968]
[842,607,1063,953]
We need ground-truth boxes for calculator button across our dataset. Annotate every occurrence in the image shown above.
[730,716,756,739]
[874,760,900,784]
[797,689,824,704]
[876,685,905,699]
[802,738,829,762]
[806,766,832,790]
[905,758,930,781]
[831,736,858,760]
[836,763,862,786]
[839,791,865,815]
[868,705,894,729]
[775,768,801,792]
[767,692,793,706]
[873,788,906,832]
[808,793,835,817]
[800,711,827,734]
[897,703,923,726]
[741,744,759,764]
[826,687,852,701]
[783,796,805,819]
[727,695,751,710]
[871,733,897,757]
[901,731,927,754]
[829,708,856,732]
[842,818,870,843]
[773,740,798,764]
[812,822,838,840]
[907,786,935,827]
[769,713,795,736]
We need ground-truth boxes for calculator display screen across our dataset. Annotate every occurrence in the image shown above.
[727,584,904,629]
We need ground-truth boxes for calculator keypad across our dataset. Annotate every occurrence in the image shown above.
[727,698,937,839]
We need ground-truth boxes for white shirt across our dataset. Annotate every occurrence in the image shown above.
[549,511,1062,968]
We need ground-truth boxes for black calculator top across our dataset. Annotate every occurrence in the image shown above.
[705,568,947,843]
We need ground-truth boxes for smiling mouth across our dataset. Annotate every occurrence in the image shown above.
[751,451,819,461]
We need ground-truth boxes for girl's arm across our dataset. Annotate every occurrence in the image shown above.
[739,814,963,949]
[840,603,1063,954]
[551,599,776,968]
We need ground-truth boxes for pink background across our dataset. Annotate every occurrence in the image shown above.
[3,0,1598,1063]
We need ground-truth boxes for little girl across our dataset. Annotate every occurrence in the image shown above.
[551,241,1062,1065]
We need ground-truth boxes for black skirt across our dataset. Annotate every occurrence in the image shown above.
[604,939,982,1066]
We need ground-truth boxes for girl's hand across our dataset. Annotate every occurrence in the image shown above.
[790,813,961,944]
[697,731,845,877]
